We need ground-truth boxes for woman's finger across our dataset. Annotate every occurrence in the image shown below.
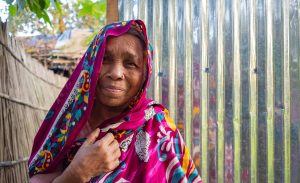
[112,159,120,169]
[82,128,100,146]
[113,148,121,159]
[109,139,119,149]
[106,159,120,172]
[100,133,115,145]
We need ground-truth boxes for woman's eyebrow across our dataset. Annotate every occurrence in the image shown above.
[105,49,138,57]
[122,51,139,60]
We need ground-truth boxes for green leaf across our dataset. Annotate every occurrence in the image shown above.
[77,0,100,17]
[98,1,106,11]
[92,5,105,19]
[30,0,43,14]
[53,0,62,15]
[34,9,42,18]
[44,0,51,9]
[26,0,36,12]
[78,4,92,17]
[41,9,51,24]
[8,5,17,16]
[31,0,42,9]
[36,0,50,10]
[38,0,46,9]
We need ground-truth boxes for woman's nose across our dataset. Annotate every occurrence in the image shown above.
[107,62,125,80]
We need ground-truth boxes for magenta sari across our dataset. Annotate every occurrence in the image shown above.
[28,19,202,183]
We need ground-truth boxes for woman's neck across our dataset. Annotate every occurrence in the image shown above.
[89,101,125,130]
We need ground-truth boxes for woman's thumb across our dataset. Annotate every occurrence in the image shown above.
[83,128,100,146]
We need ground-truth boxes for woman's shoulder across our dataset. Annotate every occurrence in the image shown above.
[143,102,178,134]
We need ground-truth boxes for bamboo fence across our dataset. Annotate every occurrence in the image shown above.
[0,22,66,182]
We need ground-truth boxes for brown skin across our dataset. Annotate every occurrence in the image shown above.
[30,33,146,183]
[89,33,146,129]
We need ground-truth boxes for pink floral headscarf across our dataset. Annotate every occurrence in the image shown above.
[28,19,202,183]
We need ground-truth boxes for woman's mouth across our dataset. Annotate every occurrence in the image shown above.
[102,86,126,93]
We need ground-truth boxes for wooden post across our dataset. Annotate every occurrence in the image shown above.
[106,0,119,24]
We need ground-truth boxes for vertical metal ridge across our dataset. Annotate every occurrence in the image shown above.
[299,0,300,180]
[282,0,290,182]
[124,0,133,20]
[138,0,147,25]
[168,0,177,121]
[201,0,209,182]
[184,0,192,152]
[128,0,133,19]
[266,0,274,182]
[233,0,241,182]
[153,0,162,103]
[249,0,258,182]
[118,0,124,21]
[216,0,225,182]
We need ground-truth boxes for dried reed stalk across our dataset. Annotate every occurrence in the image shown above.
[0,22,67,183]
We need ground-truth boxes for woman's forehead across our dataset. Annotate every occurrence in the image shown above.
[105,34,144,57]
[104,34,148,70]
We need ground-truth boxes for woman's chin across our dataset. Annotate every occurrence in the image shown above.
[98,98,128,109]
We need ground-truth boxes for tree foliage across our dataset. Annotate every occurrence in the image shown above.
[6,0,106,35]
[6,0,61,24]
[72,0,106,30]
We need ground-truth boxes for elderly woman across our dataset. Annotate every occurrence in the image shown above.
[28,20,202,183]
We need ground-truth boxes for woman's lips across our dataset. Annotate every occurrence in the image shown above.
[102,86,125,93]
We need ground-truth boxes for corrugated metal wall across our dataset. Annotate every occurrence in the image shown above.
[118,0,300,182]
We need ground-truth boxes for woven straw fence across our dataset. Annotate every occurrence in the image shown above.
[0,22,67,182]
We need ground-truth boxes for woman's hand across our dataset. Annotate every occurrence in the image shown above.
[60,128,121,182]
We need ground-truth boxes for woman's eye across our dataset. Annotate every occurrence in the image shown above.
[127,62,138,68]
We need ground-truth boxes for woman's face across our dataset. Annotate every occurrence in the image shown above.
[95,33,146,111]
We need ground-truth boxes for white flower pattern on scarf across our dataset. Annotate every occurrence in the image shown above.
[120,134,134,152]
[135,130,150,162]
[144,106,156,121]
[157,125,173,153]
